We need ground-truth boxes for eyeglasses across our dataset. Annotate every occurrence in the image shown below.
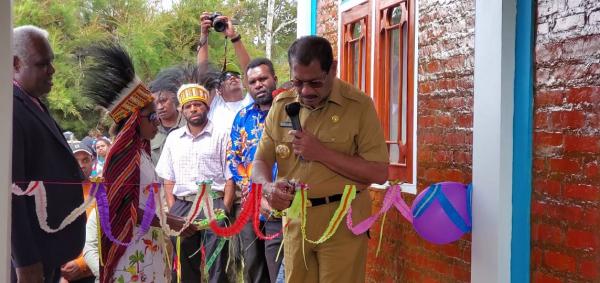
[222,72,241,81]
[291,73,328,90]
[140,112,160,124]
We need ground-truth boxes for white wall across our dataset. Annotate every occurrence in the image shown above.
[297,0,312,37]
[471,0,516,282]
[0,0,13,280]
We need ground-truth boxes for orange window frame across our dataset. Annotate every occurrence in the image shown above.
[340,2,371,95]
[374,0,415,182]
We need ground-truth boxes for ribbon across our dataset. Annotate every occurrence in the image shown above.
[95,183,155,246]
[209,183,258,237]
[345,183,401,235]
[300,185,356,244]
[156,181,212,236]
[11,181,98,233]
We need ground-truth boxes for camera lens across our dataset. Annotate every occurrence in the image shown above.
[213,18,227,32]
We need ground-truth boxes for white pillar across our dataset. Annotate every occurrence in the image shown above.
[471,0,515,282]
[0,0,13,280]
[296,0,312,37]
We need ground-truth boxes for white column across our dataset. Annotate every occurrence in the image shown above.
[0,0,13,280]
[471,0,515,282]
[296,0,312,37]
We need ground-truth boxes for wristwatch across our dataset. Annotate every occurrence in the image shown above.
[230,34,242,43]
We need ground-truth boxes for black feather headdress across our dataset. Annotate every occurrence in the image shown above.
[82,42,153,123]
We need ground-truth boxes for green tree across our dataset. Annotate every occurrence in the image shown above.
[13,0,297,138]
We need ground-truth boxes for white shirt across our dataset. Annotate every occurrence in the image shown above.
[155,121,232,196]
[208,93,253,132]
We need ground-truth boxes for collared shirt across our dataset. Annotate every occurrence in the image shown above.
[13,80,45,112]
[255,78,389,198]
[227,103,276,187]
[151,113,187,165]
[155,120,232,195]
[208,93,254,132]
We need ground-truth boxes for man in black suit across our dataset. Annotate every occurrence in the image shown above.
[12,25,86,283]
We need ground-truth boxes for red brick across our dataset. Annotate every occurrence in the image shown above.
[533,178,562,197]
[564,184,600,201]
[583,162,599,179]
[420,116,436,127]
[548,158,581,174]
[534,132,562,146]
[543,251,577,273]
[565,229,598,250]
[551,110,586,129]
[580,259,600,280]
[582,207,600,224]
[534,112,550,129]
[531,247,543,267]
[443,169,466,183]
[533,158,546,172]
[436,115,454,127]
[532,223,563,245]
[565,87,600,104]
[533,271,562,283]
[433,151,452,163]
[535,90,563,107]
[564,135,599,153]
[456,114,472,127]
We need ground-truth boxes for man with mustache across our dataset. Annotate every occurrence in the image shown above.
[252,36,389,283]
[156,84,235,283]
[227,58,283,283]
[12,25,86,283]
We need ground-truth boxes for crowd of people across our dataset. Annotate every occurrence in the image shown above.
[11,11,389,283]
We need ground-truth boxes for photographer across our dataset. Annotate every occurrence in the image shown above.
[197,12,254,133]
[197,12,250,78]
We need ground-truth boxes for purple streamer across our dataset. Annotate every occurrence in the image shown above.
[95,183,156,246]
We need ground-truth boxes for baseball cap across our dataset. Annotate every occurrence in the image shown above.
[70,141,93,156]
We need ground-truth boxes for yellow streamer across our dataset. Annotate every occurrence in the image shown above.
[96,208,103,266]
[376,211,388,257]
[300,185,357,244]
[176,236,181,283]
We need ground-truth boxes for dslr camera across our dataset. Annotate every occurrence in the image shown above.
[207,12,228,33]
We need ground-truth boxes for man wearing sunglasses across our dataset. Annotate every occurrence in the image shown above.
[252,36,389,283]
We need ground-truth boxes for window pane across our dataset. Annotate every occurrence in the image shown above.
[389,27,400,163]
[352,23,362,39]
[390,143,400,164]
[361,38,366,90]
[391,6,402,25]
[353,41,359,87]
[401,23,408,145]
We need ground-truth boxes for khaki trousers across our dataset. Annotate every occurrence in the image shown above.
[283,193,370,283]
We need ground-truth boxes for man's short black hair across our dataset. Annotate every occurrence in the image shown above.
[149,66,184,106]
[287,36,333,73]
[246,58,275,77]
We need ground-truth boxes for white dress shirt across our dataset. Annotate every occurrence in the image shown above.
[155,121,232,196]
[208,93,253,132]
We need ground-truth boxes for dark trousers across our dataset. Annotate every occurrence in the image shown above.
[240,219,283,283]
[170,197,231,283]
[11,263,61,283]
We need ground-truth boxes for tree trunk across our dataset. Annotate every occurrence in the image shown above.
[265,0,275,59]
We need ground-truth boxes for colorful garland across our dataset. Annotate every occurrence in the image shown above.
[154,181,213,237]
[209,183,258,237]
[251,184,287,241]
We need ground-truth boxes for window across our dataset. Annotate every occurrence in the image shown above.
[340,2,370,94]
[374,0,415,182]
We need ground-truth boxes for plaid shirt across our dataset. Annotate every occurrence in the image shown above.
[227,103,277,188]
[156,121,231,195]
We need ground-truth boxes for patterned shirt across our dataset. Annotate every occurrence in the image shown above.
[227,103,276,187]
[155,121,231,195]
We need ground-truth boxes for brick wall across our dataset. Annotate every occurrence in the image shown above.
[367,0,476,281]
[532,0,600,282]
[316,0,338,59]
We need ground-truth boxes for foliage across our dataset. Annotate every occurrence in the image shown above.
[13,0,297,138]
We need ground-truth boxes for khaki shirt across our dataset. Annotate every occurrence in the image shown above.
[255,78,389,198]
[151,113,186,165]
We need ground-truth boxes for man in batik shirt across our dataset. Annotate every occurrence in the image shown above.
[227,58,282,283]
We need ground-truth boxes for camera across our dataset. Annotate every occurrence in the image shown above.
[207,12,228,33]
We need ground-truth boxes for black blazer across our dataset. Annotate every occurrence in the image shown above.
[12,84,86,268]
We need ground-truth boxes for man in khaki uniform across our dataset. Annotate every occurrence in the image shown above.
[252,36,389,283]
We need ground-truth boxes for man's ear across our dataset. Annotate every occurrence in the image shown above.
[13,56,21,72]
[329,60,338,77]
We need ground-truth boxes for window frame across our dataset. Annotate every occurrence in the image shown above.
[340,1,371,95]
[374,0,416,182]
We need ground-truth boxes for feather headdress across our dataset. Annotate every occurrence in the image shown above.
[82,43,153,123]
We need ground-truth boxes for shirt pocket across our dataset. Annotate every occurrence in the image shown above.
[318,129,354,156]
